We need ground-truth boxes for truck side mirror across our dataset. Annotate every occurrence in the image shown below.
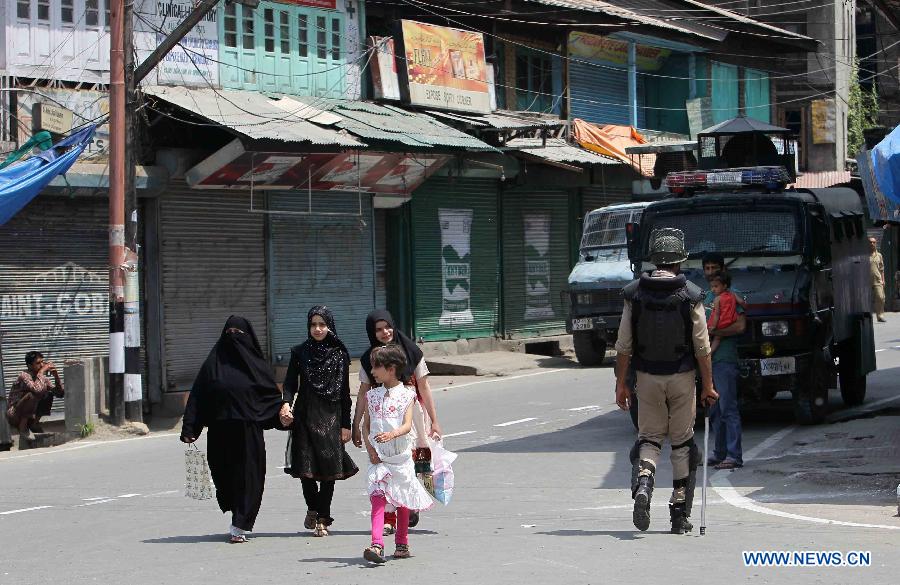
[812,216,832,268]
[626,222,641,264]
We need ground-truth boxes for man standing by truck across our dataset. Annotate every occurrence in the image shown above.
[870,237,887,323]
[614,228,718,534]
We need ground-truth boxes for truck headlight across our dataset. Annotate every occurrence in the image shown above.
[576,293,592,305]
[761,321,789,337]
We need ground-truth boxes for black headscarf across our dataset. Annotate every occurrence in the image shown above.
[360,309,424,384]
[295,306,349,402]
[183,316,283,435]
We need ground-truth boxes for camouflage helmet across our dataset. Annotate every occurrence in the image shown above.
[649,227,689,265]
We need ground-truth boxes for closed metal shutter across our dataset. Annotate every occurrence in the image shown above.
[502,189,571,338]
[268,191,375,362]
[375,208,388,311]
[411,177,499,341]
[0,195,108,412]
[570,60,645,127]
[159,187,267,392]
[581,185,632,216]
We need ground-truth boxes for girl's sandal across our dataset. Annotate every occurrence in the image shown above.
[363,544,386,564]
[229,534,248,544]
[303,510,317,530]
[383,523,395,536]
[393,544,411,559]
[314,521,329,537]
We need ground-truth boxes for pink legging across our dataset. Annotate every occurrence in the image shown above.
[370,495,409,547]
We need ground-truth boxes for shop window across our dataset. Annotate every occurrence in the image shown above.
[220,1,345,97]
[17,0,29,19]
[86,0,99,27]
[515,48,553,112]
[37,0,50,21]
[61,0,74,24]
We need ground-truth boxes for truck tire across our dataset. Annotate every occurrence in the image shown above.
[573,331,605,366]
[794,350,829,425]
[839,349,867,407]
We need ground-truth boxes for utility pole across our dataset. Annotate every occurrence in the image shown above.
[109,0,126,426]
[124,0,143,423]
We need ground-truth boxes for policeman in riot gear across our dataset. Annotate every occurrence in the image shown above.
[614,228,718,534]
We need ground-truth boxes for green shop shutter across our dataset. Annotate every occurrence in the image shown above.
[502,189,571,338]
[410,177,499,341]
[743,68,771,124]
[268,191,375,363]
[711,61,739,124]
[581,185,632,217]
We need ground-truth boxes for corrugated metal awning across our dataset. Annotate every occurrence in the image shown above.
[426,109,566,131]
[290,97,497,151]
[792,171,852,189]
[507,138,622,165]
[144,86,364,148]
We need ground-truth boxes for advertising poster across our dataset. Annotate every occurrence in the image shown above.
[439,209,474,326]
[568,31,670,71]
[811,99,836,145]
[134,0,220,86]
[523,212,554,321]
[399,20,491,114]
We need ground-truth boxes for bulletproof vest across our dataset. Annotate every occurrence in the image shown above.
[623,273,703,375]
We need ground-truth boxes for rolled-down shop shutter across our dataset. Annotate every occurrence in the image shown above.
[411,176,499,341]
[159,188,267,392]
[267,191,375,364]
[569,59,646,128]
[502,189,571,338]
[580,185,632,216]
[0,195,108,413]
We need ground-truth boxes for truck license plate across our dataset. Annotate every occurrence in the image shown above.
[759,357,796,376]
[571,318,593,331]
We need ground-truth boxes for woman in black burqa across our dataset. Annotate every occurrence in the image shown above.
[279,305,358,537]
[180,316,283,543]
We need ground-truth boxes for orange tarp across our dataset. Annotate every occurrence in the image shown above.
[572,119,653,176]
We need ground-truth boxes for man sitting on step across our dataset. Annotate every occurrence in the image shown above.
[6,351,64,443]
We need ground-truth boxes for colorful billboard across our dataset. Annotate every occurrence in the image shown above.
[185,140,448,195]
[398,20,491,114]
[568,32,670,71]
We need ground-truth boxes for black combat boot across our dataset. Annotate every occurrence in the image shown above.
[632,461,655,531]
[669,502,693,534]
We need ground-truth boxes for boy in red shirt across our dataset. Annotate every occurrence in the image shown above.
[707,272,743,355]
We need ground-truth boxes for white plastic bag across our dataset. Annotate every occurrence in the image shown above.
[430,438,457,505]
[184,445,214,501]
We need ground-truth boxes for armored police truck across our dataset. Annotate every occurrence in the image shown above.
[566,202,651,366]
[627,117,876,425]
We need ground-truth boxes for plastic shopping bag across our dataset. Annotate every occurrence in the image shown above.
[430,438,457,505]
[184,445,214,501]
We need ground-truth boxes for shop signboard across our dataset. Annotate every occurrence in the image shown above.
[568,31,670,71]
[397,20,491,114]
[186,140,447,194]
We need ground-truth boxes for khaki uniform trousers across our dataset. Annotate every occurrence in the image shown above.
[873,285,886,319]
[636,370,696,480]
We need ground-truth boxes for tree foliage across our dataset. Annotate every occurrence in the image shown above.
[847,59,880,158]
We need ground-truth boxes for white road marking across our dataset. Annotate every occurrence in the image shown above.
[494,418,537,427]
[117,494,141,498]
[77,498,117,507]
[82,497,109,501]
[0,505,52,515]
[441,430,477,438]
[875,349,887,353]
[712,393,900,530]
[568,405,600,411]
[434,369,567,391]
[143,490,178,498]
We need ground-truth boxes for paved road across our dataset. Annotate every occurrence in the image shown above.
[3,321,900,584]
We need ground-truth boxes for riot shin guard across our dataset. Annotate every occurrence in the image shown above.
[632,460,655,532]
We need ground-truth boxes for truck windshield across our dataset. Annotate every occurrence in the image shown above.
[647,208,802,257]
[581,208,643,251]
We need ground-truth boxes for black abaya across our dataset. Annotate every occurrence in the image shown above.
[181,316,283,532]
[206,420,266,532]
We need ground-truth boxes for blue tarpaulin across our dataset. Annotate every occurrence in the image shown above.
[0,124,96,226]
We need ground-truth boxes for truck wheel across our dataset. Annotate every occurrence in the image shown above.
[573,332,605,366]
[794,350,829,425]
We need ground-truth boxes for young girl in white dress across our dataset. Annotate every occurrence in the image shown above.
[362,345,434,563]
